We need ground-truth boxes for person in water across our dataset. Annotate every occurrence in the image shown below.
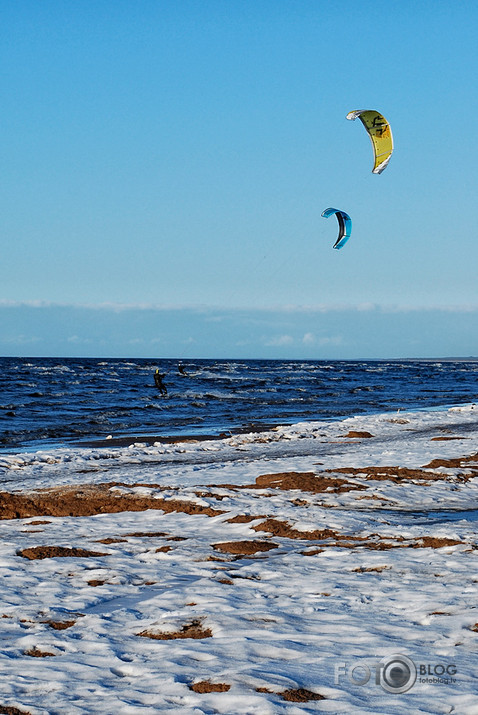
[178,363,187,376]
[154,369,167,396]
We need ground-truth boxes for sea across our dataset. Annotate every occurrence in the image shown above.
[1,357,477,454]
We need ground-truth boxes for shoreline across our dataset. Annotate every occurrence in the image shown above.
[4,401,476,455]
[72,421,285,449]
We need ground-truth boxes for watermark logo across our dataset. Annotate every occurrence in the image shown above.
[377,654,416,693]
[335,655,457,693]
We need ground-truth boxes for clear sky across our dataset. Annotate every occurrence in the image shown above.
[1,0,477,359]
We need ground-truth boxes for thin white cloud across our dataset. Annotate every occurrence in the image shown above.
[2,300,478,315]
[318,336,343,346]
[264,334,294,347]
[302,332,315,345]
[67,335,93,344]
[3,335,42,344]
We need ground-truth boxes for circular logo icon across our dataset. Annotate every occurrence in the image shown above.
[378,654,416,694]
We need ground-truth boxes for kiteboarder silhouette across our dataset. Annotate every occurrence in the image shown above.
[154,369,167,396]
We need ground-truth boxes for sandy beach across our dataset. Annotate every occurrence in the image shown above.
[1,406,478,713]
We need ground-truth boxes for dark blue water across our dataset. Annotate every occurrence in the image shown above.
[0,358,477,451]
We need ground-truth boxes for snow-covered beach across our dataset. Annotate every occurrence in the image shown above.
[0,405,477,714]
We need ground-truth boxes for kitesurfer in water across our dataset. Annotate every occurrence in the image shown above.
[154,369,167,396]
[178,363,187,376]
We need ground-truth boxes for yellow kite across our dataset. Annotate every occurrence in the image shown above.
[346,110,393,174]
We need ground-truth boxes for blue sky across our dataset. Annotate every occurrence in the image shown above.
[1,0,477,358]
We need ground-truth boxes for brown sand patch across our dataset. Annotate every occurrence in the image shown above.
[253,518,338,541]
[25,647,55,657]
[226,514,267,524]
[124,531,168,538]
[88,579,107,587]
[194,491,228,501]
[470,623,478,632]
[213,540,278,555]
[27,520,51,525]
[21,530,45,534]
[412,536,463,548]
[138,618,212,640]
[341,431,374,439]
[95,537,127,544]
[0,484,224,520]
[189,681,231,693]
[356,494,394,501]
[254,519,466,551]
[19,546,108,560]
[214,471,363,494]
[279,688,325,702]
[43,619,77,630]
[205,556,228,562]
[0,707,32,715]
[326,466,448,484]
[291,498,309,506]
[203,556,233,564]
[155,546,172,553]
[167,536,187,541]
[352,565,390,573]
[423,454,478,471]
[430,611,451,616]
[332,536,464,551]
[431,436,466,441]
[253,472,364,494]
